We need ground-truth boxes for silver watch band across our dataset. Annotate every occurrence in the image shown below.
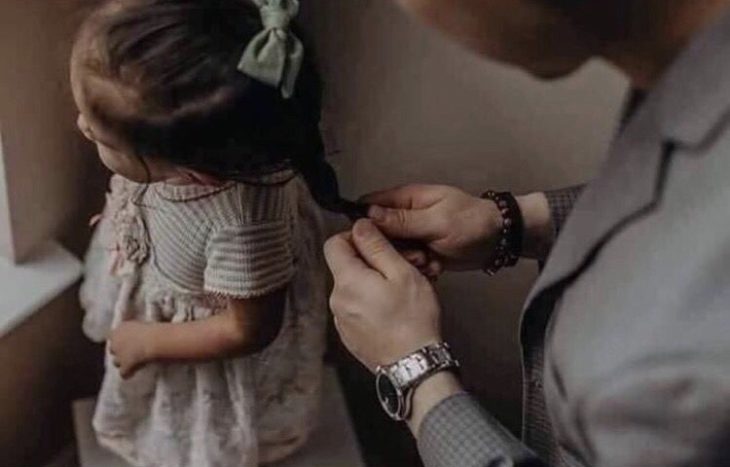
[375,342,459,421]
[388,343,457,388]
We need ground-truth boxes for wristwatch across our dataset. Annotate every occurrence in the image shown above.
[375,342,459,421]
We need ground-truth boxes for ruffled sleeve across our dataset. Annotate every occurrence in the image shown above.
[204,220,295,299]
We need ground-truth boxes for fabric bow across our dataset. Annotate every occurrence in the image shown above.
[237,0,304,99]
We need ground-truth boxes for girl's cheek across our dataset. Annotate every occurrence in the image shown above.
[96,145,140,181]
[97,154,122,177]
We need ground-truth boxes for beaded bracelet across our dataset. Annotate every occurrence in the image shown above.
[481,191,524,276]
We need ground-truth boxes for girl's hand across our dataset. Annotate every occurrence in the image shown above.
[109,321,155,379]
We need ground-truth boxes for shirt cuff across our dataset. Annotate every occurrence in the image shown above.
[417,393,536,467]
[544,185,585,239]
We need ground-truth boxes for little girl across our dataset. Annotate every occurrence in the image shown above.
[73,1,351,465]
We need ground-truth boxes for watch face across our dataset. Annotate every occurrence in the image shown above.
[376,372,401,418]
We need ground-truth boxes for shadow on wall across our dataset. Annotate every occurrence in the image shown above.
[301,0,627,464]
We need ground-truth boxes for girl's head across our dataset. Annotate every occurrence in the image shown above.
[72,0,351,213]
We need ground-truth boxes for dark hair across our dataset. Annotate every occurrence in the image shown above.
[77,0,358,216]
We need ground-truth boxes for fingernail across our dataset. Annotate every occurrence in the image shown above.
[368,205,385,222]
[354,218,377,237]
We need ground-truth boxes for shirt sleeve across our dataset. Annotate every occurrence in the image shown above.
[418,393,543,467]
[204,220,295,299]
[544,185,585,239]
[418,360,730,467]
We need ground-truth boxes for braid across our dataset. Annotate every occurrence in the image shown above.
[287,59,366,219]
[292,146,367,220]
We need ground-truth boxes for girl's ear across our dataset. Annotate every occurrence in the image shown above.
[180,168,225,186]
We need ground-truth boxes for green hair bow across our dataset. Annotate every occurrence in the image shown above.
[237,0,304,99]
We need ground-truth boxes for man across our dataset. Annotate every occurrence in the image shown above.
[324,1,730,466]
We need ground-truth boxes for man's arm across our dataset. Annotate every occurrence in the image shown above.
[543,185,585,239]
[411,374,545,467]
[324,221,549,467]
[364,184,584,267]
[412,355,730,467]
[516,192,553,261]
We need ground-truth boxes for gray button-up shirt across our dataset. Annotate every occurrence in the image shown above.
[419,10,730,467]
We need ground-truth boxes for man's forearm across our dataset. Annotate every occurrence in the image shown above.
[517,186,586,262]
[542,185,585,238]
[408,372,544,467]
[517,192,554,261]
[408,372,464,435]
[417,391,544,467]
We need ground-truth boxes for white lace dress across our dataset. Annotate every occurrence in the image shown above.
[80,173,328,467]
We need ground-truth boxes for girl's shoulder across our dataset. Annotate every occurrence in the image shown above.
[108,174,141,197]
[228,172,298,225]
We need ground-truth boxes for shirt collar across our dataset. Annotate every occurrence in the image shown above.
[154,170,296,202]
[155,182,236,202]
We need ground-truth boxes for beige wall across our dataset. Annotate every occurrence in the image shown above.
[302,0,628,431]
[0,2,104,465]
[0,287,101,467]
[0,0,98,262]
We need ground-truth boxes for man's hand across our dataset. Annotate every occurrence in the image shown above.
[325,219,443,371]
[109,321,155,379]
[363,185,502,271]
[364,184,554,267]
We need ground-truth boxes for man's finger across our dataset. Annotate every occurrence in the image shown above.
[367,205,442,241]
[324,232,375,280]
[332,316,350,347]
[361,184,446,210]
[425,259,444,278]
[351,219,412,279]
[403,249,428,268]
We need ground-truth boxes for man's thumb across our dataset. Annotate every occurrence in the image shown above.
[368,205,437,240]
[352,219,410,278]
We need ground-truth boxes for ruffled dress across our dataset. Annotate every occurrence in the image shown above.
[80,173,328,467]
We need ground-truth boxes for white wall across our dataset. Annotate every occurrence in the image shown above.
[302,0,628,429]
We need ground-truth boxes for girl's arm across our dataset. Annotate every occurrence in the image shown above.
[110,290,285,378]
